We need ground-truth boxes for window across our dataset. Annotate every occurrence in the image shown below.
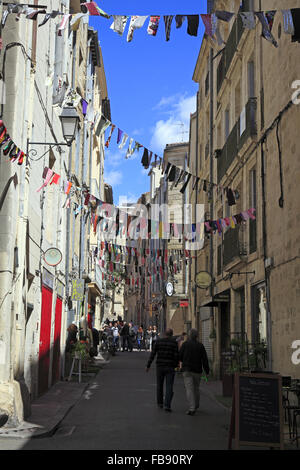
[235,81,241,121]
[249,167,257,253]
[53,25,66,104]
[225,108,230,140]
[217,122,222,149]
[205,72,209,96]
[235,287,245,336]
[248,60,255,98]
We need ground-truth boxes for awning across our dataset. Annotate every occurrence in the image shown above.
[88,282,102,298]
[200,292,230,307]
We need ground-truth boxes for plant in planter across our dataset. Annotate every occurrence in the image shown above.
[209,328,216,341]
[72,341,88,360]
[222,338,248,397]
[248,341,268,371]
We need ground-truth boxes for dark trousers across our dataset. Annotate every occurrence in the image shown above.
[156,366,175,409]
[127,335,133,351]
[121,335,128,351]
[122,335,133,351]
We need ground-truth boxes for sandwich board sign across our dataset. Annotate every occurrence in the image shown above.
[228,372,284,450]
[71,279,85,302]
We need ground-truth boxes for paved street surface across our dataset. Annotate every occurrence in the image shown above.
[0,350,231,450]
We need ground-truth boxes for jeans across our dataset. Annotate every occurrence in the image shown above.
[183,371,201,411]
[156,367,175,409]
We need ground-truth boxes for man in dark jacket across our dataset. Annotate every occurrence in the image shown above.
[120,322,130,351]
[179,329,209,415]
[146,328,179,412]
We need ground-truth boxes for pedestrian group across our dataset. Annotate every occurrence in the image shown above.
[66,318,210,416]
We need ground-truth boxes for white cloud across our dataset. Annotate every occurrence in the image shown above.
[150,93,196,153]
[104,170,123,186]
[152,94,179,110]
[105,149,124,168]
[118,193,140,205]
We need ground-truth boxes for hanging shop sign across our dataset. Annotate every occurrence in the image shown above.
[165,282,174,297]
[195,271,212,289]
[71,278,85,301]
[43,247,62,267]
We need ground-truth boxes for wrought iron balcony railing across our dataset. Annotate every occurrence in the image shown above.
[217,98,257,183]
[217,13,244,94]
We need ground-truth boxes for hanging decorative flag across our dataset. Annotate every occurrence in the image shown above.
[147,16,161,36]
[64,181,72,195]
[117,128,123,144]
[127,16,148,42]
[119,132,128,149]
[281,10,295,35]
[187,15,199,36]
[201,14,213,37]
[105,124,116,148]
[83,2,110,18]
[175,15,186,28]
[58,14,71,36]
[50,173,60,185]
[163,15,174,41]
[255,12,278,47]
[110,15,129,36]
[37,168,54,192]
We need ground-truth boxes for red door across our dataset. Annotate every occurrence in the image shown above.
[38,286,53,396]
[52,296,63,385]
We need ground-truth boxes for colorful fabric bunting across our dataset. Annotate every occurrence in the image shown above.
[110,15,129,35]
[127,16,148,42]
[147,16,161,36]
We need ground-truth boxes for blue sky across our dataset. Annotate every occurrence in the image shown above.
[89,1,207,205]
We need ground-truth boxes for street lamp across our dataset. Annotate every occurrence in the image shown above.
[59,105,80,147]
[26,104,80,160]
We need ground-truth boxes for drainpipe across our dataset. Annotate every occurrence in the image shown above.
[63,26,78,376]
[258,0,272,369]
[194,92,199,327]
[79,35,92,332]
[209,45,214,311]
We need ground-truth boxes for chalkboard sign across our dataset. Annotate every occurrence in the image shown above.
[229,373,284,449]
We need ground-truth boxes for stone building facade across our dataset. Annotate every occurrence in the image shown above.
[0,2,109,424]
[189,0,300,377]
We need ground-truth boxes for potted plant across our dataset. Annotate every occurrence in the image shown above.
[73,341,88,360]
[209,328,216,342]
[222,338,248,397]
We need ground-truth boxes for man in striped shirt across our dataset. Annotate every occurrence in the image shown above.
[146,328,179,412]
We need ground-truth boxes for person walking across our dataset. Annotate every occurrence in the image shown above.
[111,322,120,350]
[128,322,135,352]
[176,332,187,350]
[146,326,152,351]
[120,321,130,351]
[137,326,144,351]
[146,328,179,412]
[151,325,159,351]
[179,329,210,416]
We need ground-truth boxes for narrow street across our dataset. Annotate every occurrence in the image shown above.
[0,351,230,451]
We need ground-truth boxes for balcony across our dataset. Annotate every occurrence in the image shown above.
[217,14,244,94]
[222,225,247,267]
[223,227,239,266]
[217,98,257,183]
